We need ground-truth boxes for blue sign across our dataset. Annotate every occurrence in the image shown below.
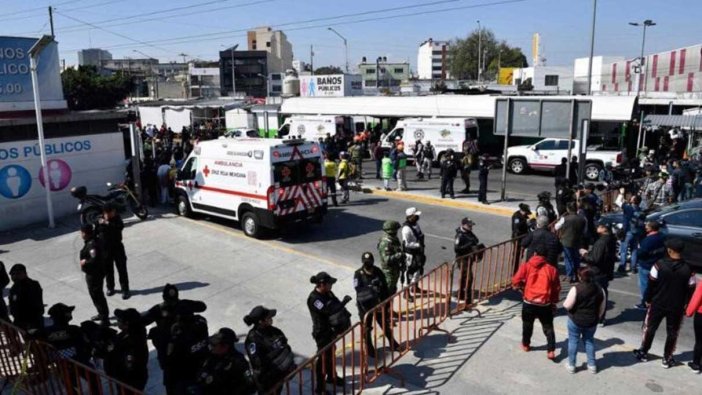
[0,36,65,106]
[0,164,32,199]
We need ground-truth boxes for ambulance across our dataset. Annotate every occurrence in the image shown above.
[174,137,327,238]
[277,115,354,141]
[380,117,479,160]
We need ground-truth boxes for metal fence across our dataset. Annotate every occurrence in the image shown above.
[0,319,143,395]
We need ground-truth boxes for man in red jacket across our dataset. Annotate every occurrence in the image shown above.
[512,244,561,360]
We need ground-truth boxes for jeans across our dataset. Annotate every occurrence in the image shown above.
[375,159,382,178]
[567,318,597,367]
[693,313,702,365]
[638,267,650,305]
[563,247,580,280]
[619,231,639,270]
[339,179,350,202]
[522,303,556,351]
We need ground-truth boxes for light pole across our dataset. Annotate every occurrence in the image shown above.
[586,0,597,95]
[629,19,655,96]
[29,35,55,228]
[221,44,239,96]
[133,50,157,98]
[477,20,482,83]
[327,27,349,73]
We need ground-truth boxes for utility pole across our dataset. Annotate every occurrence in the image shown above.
[586,0,597,95]
[310,45,314,75]
[327,27,349,73]
[48,6,55,37]
[477,20,482,83]
[629,20,656,96]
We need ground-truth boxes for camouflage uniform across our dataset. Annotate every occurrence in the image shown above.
[377,221,405,295]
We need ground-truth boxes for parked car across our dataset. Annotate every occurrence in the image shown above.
[599,198,702,267]
[504,138,623,181]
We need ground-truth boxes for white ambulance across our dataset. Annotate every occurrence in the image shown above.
[174,137,327,238]
[380,117,479,159]
[278,115,354,141]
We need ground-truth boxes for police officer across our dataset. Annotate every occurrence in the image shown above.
[104,308,149,391]
[0,261,9,321]
[377,221,406,295]
[401,207,426,296]
[555,179,574,217]
[454,218,481,304]
[194,328,256,395]
[536,192,557,224]
[162,303,210,395]
[478,153,490,204]
[244,306,295,395]
[9,264,44,332]
[307,272,352,394]
[440,148,458,199]
[512,204,532,238]
[354,252,401,356]
[143,284,207,371]
[97,203,130,299]
[79,224,110,327]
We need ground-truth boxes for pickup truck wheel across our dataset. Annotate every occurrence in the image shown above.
[585,163,602,181]
[509,158,527,174]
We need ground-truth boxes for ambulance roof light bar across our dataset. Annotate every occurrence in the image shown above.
[284,135,306,145]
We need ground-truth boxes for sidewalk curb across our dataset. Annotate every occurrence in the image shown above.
[362,187,514,217]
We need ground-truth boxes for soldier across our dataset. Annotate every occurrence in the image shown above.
[511,204,532,239]
[401,207,426,296]
[354,252,400,356]
[79,224,110,327]
[9,264,44,332]
[97,203,130,299]
[307,272,352,394]
[194,328,256,395]
[104,308,149,391]
[244,306,296,395]
[377,221,406,295]
[536,191,557,224]
[162,303,210,394]
[478,153,490,204]
[0,261,9,321]
[555,179,574,217]
[454,218,482,304]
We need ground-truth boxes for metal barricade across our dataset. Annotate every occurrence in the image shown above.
[274,322,366,395]
[0,319,143,395]
[361,262,452,386]
[451,238,525,316]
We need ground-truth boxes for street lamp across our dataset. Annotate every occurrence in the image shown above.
[29,35,55,228]
[629,19,656,95]
[327,27,349,73]
[221,44,239,96]
[133,49,158,98]
[477,20,482,83]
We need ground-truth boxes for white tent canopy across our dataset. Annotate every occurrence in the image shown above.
[280,95,637,122]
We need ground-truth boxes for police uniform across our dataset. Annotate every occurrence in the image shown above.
[511,207,531,238]
[478,155,490,204]
[0,262,9,321]
[536,192,557,224]
[307,272,351,392]
[8,264,44,332]
[162,306,209,394]
[454,220,481,304]
[97,211,129,296]
[104,309,149,391]
[377,221,405,295]
[354,253,400,355]
[80,228,110,324]
[244,307,295,395]
[196,328,256,395]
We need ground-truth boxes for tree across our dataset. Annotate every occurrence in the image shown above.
[449,28,527,81]
[314,65,344,75]
[61,66,134,110]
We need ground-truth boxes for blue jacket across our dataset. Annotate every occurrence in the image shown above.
[637,232,666,270]
[622,203,644,235]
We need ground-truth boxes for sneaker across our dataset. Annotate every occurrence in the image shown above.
[588,365,597,374]
[633,349,648,362]
[122,290,131,300]
[661,357,676,369]
[547,351,556,360]
[566,364,576,373]
[633,303,647,310]
[598,320,606,327]
[687,362,701,373]
[520,344,530,352]
[106,289,116,296]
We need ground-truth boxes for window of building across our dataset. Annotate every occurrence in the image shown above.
[266,41,271,48]
[380,67,386,73]
[272,85,282,92]
[432,50,443,56]
[251,40,257,50]
[390,79,401,87]
[432,66,442,71]
[271,74,282,80]
[365,68,375,74]
[364,80,376,87]
[545,75,559,86]
[394,68,404,74]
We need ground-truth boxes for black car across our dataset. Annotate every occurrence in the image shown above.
[599,198,702,267]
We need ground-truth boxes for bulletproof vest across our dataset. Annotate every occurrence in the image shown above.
[326,298,352,334]
[402,223,425,252]
[260,330,294,372]
[46,326,78,360]
[537,203,557,223]
[355,272,382,307]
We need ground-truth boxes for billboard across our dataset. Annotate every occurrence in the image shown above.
[498,68,515,85]
[494,98,592,138]
[0,133,124,231]
[0,36,66,112]
[299,74,363,97]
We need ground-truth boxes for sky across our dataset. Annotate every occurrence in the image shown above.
[2,0,701,72]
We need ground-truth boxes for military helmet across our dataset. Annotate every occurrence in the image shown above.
[537,191,551,200]
[382,220,401,232]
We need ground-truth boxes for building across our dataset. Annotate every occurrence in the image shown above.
[292,59,310,75]
[573,56,626,94]
[358,57,410,93]
[189,62,220,98]
[510,65,573,93]
[77,48,112,67]
[417,38,450,80]
[100,58,158,75]
[299,74,363,97]
[155,62,188,80]
[219,49,271,98]
[247,26,293,74]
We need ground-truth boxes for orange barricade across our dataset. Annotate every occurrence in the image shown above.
[273,322,366,395]
[451,238,526,316]
[361,262,452,386]
[0,319,143,395]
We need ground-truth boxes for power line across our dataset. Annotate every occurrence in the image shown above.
[1,0,85,18]
[0,0,127,23]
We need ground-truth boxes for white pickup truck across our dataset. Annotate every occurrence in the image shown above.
[505,138,623,181]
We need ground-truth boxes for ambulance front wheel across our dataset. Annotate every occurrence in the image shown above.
[241,211,262,238]
[177,195,192,217]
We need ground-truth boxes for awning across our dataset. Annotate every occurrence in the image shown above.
[644,114,702,129]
